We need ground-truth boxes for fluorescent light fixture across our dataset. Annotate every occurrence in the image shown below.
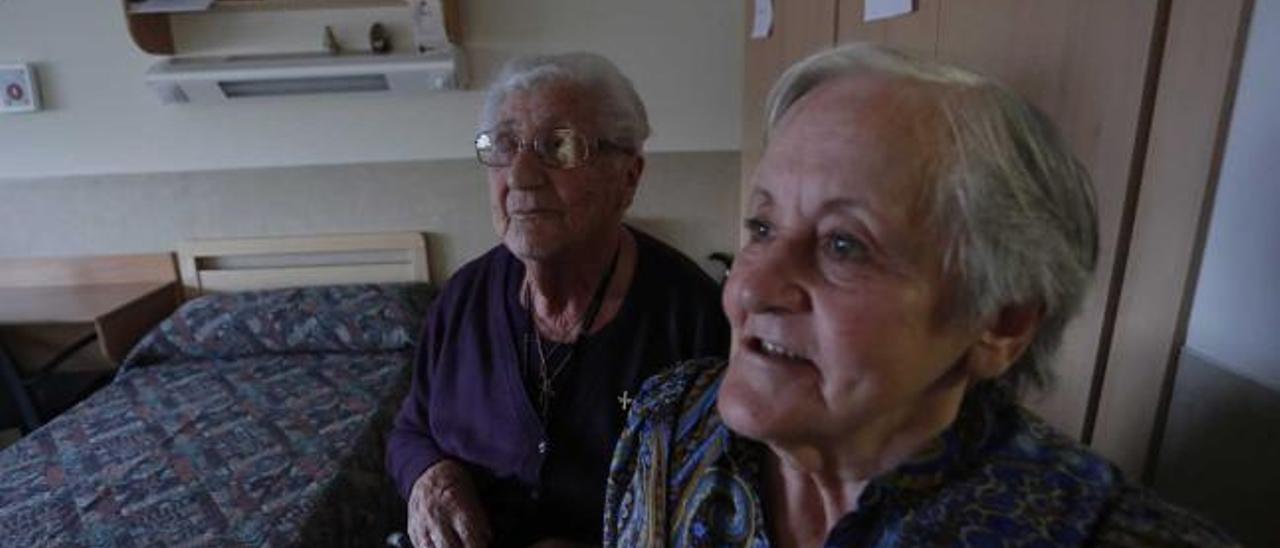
[219,74,390,98]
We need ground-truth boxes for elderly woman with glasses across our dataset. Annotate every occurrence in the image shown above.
[386,52,728,548]
[603,44,1237,547]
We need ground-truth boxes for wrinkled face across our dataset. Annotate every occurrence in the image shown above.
[718,76,982,452]
[486,81,640,260]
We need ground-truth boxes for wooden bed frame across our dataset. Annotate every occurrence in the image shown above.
[177,231,431,299]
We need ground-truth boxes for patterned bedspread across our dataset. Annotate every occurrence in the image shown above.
[0,284,429,547]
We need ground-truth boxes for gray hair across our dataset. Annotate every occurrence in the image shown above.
[481,52,651,151]
[765,44,1098,392]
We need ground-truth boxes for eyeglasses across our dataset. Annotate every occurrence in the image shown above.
[474,127,633,169]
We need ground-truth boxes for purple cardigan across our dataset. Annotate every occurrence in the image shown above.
[387,229,729,545]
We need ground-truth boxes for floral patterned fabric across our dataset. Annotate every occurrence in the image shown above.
[123,283,431,368]
[0,283,431,547]
[605,358,1241,547]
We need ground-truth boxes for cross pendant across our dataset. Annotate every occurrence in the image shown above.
[618,390,633,412]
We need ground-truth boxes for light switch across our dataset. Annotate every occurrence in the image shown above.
[0,64,40,114]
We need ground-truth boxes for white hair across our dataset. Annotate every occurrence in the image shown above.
[480,52,651,151]
[766,44,1099,392]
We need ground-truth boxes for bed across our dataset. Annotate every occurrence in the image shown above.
[0,232,432,547]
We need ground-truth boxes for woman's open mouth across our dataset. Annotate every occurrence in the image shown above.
[747,337,812,365]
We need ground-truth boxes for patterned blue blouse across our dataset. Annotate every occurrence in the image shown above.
[604,358,1238,547]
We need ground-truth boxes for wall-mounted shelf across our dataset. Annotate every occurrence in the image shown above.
[121,0,460,55]
[202,0,404,12]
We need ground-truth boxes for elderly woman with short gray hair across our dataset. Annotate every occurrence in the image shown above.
[387,52,728,548]
[604,44,1236,546]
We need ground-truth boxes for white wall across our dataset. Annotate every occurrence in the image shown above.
[0,0,743,179]
[1185,0,1280,391]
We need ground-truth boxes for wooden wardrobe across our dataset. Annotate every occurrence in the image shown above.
[739,0,1255,483]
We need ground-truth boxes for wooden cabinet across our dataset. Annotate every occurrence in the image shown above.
[739,0,1252,481]
[1090,0,1254,484]
[120,0,460,55]
[932,0,1162,453]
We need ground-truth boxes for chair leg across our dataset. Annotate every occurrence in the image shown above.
[0,340,41,435]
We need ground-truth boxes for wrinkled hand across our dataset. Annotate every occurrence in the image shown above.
[408,459,492,548]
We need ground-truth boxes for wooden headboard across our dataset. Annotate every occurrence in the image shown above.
[177,232,430,299]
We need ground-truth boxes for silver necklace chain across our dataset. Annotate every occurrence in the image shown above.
[530,316,576,417]
[521,243,621,422]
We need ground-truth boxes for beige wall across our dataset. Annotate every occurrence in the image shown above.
[0,152,741,281]
[0,0,743,179]
[0,0,746,274]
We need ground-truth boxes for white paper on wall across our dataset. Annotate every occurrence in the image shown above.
[864,0,915,22]
[127,0,214,14]
[751,0,774,39]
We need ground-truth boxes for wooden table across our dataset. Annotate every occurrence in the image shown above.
[0,280,179,434]
[0,281,179,362]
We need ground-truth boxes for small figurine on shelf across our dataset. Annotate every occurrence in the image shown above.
[409,0,448,54]
[370,23,391,54]
[323,25,342,55]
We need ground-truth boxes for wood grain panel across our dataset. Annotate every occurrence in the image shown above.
[1092,0,1254,481]
[836,0,939,58]
[0,253,181,366]
[936,0,1162,440]
[0,254,177,288]
[740,0,839,236]
[126,12,175,55]
[0,283,175,325]
[96,282,182,363]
